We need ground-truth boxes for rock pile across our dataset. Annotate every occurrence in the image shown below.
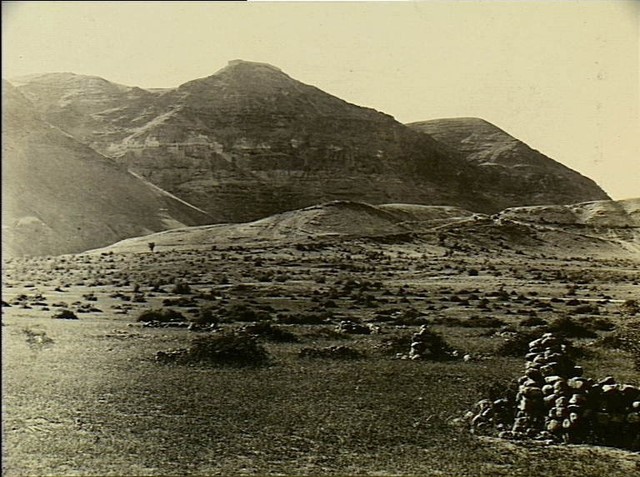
[406,325,457,361]
[467,332,640,450]
[335,320,372,335]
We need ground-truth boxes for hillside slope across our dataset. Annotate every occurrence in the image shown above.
[13,62,610,221]
[2,81,212,257]
[92,198,639,259]
[408,118,609,207]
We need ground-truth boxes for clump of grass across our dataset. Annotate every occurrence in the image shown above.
[299,345,365,360]
[547,315,598,338]
[22,327,54,348]
[137,308,187,323]
[376,334,412,356]
[52,309,78,320]
[519,316,548,327]
[620,299,639,316]
[156,332,270,367]
[594,320,640,370]
[222,303,272,323]
[171,281,192,295]
[241,321,299,343]
[460,315,506,328]
[496,330,545,357]
[276,312,330,325]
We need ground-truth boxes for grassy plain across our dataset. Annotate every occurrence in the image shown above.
[2,239,639,476]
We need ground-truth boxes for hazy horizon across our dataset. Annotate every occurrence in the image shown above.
[3,1,638,200]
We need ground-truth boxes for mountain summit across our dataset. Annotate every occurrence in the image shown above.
[11,61,610,225]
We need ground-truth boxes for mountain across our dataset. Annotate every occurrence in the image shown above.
[2,81,212,257]
[91,198,639,259]
[407,118,609,207]
[12,61,610,222]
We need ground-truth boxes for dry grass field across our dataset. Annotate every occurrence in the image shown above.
[2,238,639,476]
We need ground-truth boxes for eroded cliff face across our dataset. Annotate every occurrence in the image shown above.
[12,61,610,222]
[408,118,610,207]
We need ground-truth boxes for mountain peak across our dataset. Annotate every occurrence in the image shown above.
[225,59,283,72]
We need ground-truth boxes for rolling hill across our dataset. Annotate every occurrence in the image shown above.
[91,198,639,259]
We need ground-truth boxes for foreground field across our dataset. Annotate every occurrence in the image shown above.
[2,239,639,476]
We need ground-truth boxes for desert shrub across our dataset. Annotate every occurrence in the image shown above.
[192,305,219,326]
[620,299,639,316]
[547,316,598,338]
[376,334,412,356]
[431,316,462,327]
[22,327,55,347]
[137,308,187,323]
[188,333,268,365]
[577,316,615,331]
[223,303,271,322]
[299,345,364,360]
[460,315,505,328]
[519,316,548,327]
[276,312,330,325]
[594,321,640,370]
[496,330,544,357]
[570,303,600,315]
[52,309,78,320]
[171,282,192,295]
[241,321,298,343]
[300,327,353,341]
[157,333,269,367]
[391,308,430,326]
[162,297,197,307]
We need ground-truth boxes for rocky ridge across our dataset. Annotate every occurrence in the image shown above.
[11,61,610,223]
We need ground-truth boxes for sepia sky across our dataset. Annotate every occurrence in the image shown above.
[2,1,638,199]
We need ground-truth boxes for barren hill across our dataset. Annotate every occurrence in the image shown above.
[408,118,609,207]
[91,198,639,259]
[2,81,212,257]
[13,61,609,221]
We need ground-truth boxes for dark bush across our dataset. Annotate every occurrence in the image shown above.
[277,312,330,325]
[391,308,430,326]
[578,316,615,331]
[157,332,269,367]
[520,316,548,327]
[223,303,271,322]
[241,321,298,342]
[192,305,219,326]
[187,333,269,366]
[299,345,364,360]
[301,327,353,341]
[137,308,187,323]
[52,309,78,320]
[171,282,192,295]
[162,297,197,307]
[376,334,412,356]
[496,330,545,357]
[547,316,598,338]
[460,315,506,328]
